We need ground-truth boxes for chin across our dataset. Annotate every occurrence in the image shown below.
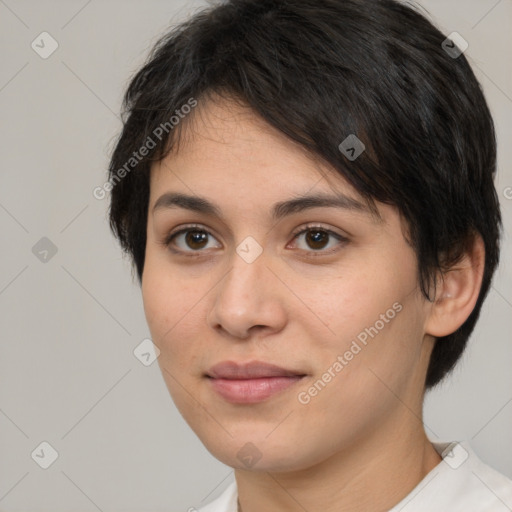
[196,430,318,473]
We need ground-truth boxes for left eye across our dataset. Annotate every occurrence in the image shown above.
[290,226,347,253]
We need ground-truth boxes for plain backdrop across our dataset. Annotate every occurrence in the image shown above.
[0,0,511,510]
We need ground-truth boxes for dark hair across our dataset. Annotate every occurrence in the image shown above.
[107,0,501,388]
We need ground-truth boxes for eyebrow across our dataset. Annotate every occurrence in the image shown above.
[152,191,379,222]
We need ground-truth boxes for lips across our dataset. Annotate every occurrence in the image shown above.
[207,360,306,379]
[206,361,307,404]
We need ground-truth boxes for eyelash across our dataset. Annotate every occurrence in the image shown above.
[161,223,348,258]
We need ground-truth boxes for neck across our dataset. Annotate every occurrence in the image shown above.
[235,419,441,512]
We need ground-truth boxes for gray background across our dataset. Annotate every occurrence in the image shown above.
[0,0,510,510]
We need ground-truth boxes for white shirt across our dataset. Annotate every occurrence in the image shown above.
[197,441,512,511]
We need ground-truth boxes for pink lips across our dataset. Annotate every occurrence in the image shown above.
[206,361,306,404]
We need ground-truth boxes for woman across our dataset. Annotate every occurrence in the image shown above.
[107,0,512,510]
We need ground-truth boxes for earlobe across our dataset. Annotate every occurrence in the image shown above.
[425,234,485,338]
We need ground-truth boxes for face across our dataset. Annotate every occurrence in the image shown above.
[142,97,436,473]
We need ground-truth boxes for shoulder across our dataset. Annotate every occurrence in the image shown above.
[391,441,512,512]
[195,481,238,512]
[462,442,512,510]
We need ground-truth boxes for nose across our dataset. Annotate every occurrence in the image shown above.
[206,248,288,340]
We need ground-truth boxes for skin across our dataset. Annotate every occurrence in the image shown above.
[141,96,482,511]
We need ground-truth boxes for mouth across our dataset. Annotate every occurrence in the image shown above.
[205,360,307,404]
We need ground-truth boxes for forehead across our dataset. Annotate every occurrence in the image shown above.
[154,96,325,180]
[148,96,389,229]
[150,96,366,201]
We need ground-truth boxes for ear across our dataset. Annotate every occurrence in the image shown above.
[425,234,485,338]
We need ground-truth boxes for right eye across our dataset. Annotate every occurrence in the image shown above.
[162,224,222,254]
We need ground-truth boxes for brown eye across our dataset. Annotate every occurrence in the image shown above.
[184,230,209,250]
[290,225,348,255]
[164,225,221,253]
[304,229,330,250]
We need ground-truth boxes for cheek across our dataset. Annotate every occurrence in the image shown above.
[142,271,171,341]
[142,262,196,354]
[142,269,207,412]
[317,290,426,413]
[293,301,425,445]
[289,268,393,353]
[141,262,224,388]
[296,251,423,376]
